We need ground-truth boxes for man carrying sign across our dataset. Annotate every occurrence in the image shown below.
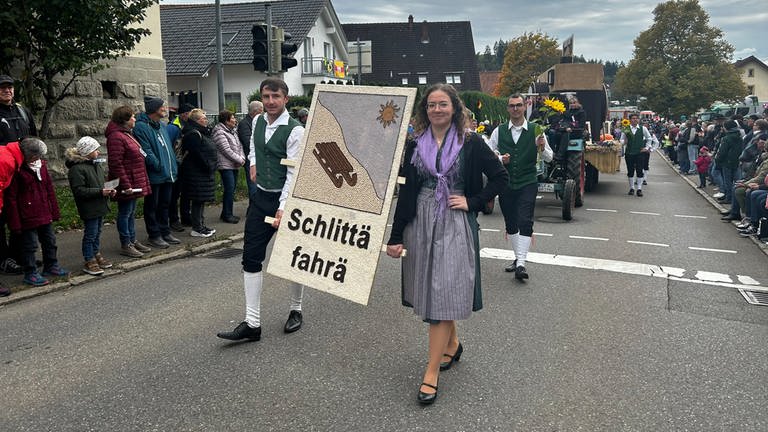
[217,78,306,342]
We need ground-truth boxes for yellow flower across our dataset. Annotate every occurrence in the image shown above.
[543,97,566,114]
[621,118,631,127]
[476,124,485,134]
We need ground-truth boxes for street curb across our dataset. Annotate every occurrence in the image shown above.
[0,232,246,307]
[657,153,768,256]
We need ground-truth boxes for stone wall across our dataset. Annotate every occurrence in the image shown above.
[35,56,167,180]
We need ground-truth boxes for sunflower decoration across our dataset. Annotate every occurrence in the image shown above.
[530,96,566,134]
[621,118,632,136]
[476,124,486,134]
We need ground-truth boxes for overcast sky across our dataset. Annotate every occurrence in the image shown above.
[160,0,767,64]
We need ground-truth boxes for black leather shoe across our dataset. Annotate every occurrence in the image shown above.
[417,380,439,405]
[628,189,634,195]
[170,221,185,232]
[636,190,643,197]
[504,259,517,272]
[216,321,261,341]
[284,310,303,333]
[440,343,463,371]
[515,266,529,281]
[220,215,240,224]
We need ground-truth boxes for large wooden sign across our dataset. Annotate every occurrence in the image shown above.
[267,84,417,305]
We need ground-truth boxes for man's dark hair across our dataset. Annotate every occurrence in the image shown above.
[259,78,289,96]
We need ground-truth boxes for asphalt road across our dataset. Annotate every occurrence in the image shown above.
[2,153,767,431]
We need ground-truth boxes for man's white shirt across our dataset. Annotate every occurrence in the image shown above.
[487,119,553,163]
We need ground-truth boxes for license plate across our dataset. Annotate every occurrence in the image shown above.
[538,183,555,193]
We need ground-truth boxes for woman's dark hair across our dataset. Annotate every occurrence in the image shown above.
[413,83,469,136]
[218,110,234,124]
[111,105,135,124]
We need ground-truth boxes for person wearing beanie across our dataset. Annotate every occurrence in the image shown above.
[133,96,180,249]
[168,103,195,232]
[5,137,69,287]
[66,136,116,275]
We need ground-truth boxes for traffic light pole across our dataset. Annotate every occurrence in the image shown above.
[265,3,273,75]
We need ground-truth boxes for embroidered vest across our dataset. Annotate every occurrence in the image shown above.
[252,115,302,190]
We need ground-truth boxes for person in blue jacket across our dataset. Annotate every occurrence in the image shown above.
[133,96,180,249]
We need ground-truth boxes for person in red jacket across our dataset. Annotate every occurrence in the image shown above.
[694,146,712,188]
[5,137,69,286]
[0,140,23,295]
[105,105,152,258]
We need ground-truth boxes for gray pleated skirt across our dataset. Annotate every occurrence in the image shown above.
[401,188,480,321]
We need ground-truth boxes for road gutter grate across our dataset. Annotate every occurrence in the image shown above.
[738,289,768,306]
[200,247,243,259]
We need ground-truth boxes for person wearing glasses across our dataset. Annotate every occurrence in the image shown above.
[487,93,553,281]
[387,83,507,404]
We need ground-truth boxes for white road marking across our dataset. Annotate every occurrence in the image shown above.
[586,208,618,213]
[675,214,707,219]
[569,235,609,241]
[536,195,543,199]
[480,247,768,293]
[695,271,732,283]
[480,228,501,232]
[738,275,761,285]
[546,205,561,209]
[533,233,554,237]
[688,246,737,254]
[630,211,660,216]
[627,240,669,247]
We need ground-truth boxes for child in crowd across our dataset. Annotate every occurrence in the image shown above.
[4,137,68,286]
[66,136,116,275]
[694,146,712,188]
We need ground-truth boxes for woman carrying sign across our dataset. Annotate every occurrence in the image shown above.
[386,84,508,405]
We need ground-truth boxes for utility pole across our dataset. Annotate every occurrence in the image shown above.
[265,3,273,75]
[353,38,363,85]
[215,0,225,111]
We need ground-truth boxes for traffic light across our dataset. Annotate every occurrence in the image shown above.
[251,24,270,72]
[272,28,299,71]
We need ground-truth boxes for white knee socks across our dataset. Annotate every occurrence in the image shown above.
[244,271,305,328]
[244,271,262,328]
[636,176,643,190]
[516,235,532,267]
[289,283,304,312]
[628,177,635,189]
[509,232,532,267]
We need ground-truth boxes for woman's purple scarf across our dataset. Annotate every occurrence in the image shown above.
[412,125,463,218]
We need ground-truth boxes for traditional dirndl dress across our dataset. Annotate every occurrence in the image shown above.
[401,150,483,321]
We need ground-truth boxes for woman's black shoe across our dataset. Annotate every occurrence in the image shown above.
[417,381,439,405]
[515,266,529,280]
[440,343,463,371]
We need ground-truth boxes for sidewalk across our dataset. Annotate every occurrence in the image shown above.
[657,152,768,256]
[0,199,250,306]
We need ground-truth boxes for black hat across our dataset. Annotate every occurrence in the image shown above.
[724,120,739,130]
[0,75,13,86]
[143,96,165,114]
[179,103,195,114]
[748,114,760,120]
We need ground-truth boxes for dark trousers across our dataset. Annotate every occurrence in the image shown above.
[498,182,537,236]
[242,188,280,273]
[144,182,173,238]
[20,223,58,275]
[698,173,707,187]
[190,200,207,232]
[169,180,191,224]
[625,154,644,178]
[0,212,22,263]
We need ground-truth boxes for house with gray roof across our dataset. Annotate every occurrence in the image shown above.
[342,15,481,91]
[160,0,350,112]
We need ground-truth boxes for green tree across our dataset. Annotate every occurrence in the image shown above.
[494,32,560,97]
[0,0,157,138]
[613,0,745,117]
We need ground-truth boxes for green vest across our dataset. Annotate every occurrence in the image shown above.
[252,115,302,190]
[626,126,646,155]
[498,122,540,190]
